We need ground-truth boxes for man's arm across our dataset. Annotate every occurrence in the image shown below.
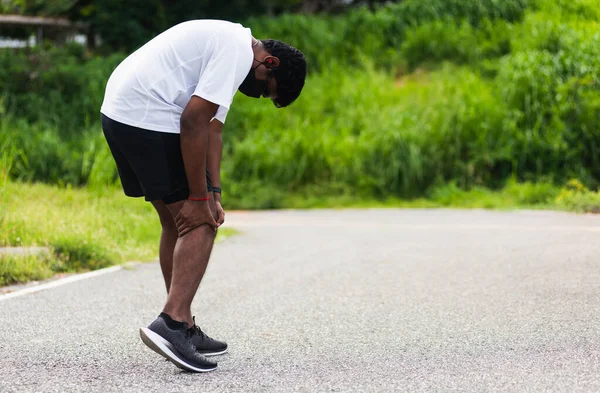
[207,120,223,204]
[207,119,225,226]
[180,96,218,198]
[175,96,219,236]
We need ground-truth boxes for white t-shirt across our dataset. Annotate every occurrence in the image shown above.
[100,20,253,133]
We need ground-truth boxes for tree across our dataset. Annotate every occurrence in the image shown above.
[67,0,302,52]
[0,0,78,15]
[2,0,405,52]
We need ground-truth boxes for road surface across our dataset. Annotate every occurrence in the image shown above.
[1,209,599,392]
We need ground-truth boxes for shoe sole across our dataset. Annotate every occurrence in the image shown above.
[139,328,217,373]
[200,348,228,357]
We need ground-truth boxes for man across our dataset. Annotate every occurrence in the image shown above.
[100,19,306,372]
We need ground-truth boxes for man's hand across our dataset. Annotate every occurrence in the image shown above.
[175,200,218,237]
[215,201,225,227]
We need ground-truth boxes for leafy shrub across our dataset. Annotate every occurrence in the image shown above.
[556,77,600,185]
[0,44,124,132]
[511,12,580,54]
[503,179,559,204]
[0,253,53,286]
[496,23,600,183]
[555,179,600,213]
[497,50,564,128]
[401,19,480,69]
[4,0,600,208]
[383,0,529,27]
[51,237,114,272]
[0,116,116,186]
[532,0,600,20]
[246,0,529,73]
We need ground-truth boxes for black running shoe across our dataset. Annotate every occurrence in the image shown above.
[192,316,228,356]
[139,315,217,372]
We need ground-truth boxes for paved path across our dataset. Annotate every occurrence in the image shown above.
[1,209,600,392]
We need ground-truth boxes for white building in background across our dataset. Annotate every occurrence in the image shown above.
[0,14,89,48]
[0,37,29,48]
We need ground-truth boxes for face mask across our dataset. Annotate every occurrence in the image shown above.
[239,60,271,98]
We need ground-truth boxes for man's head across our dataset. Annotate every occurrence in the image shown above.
[239,39,306,107]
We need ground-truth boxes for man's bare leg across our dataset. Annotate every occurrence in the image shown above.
[151,200,178,293]
[161,197,217,327]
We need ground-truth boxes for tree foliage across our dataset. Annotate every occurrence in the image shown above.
[1,0,397,51]
[0,0,78,15]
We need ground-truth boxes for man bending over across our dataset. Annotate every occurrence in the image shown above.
[100,19,306,372]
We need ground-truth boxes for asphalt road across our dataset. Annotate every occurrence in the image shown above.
[1,209,600,393]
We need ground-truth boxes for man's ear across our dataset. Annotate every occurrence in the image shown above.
[264,56,280,68]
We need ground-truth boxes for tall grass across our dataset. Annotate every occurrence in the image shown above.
[1,0,600,209]
[223,58,600,207]
[0,181,237,285]
[0,44,124,132]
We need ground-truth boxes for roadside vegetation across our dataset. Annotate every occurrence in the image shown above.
[2,0,599,285]
[0,182,237,286]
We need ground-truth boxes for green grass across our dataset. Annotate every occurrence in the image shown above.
[4,1,600,201]
[554,179,600,213]
[279,179,600,213]
[2,179,599,286]
[0,181,237,286]
[0,253,54,286]
[3,1,600,285]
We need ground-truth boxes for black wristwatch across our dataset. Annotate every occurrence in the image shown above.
[212,187,221,194]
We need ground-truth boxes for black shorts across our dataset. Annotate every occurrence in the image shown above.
[101,114,212,204]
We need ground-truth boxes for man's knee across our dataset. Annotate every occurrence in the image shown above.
[183,222,217,240]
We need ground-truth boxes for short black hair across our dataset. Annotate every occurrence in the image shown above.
[262,39,306,108]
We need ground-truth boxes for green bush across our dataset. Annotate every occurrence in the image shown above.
[401,20,479,69]
[0,44,124,132]
[497,50,563,128]
[3,0,600,208]
[400,16,515,70]
[427,179,559,208]
[247,14,347,72]
[495,23,600,184]
[503,179,559,204]
[0,253,53,286]
[555,179,600,213]
[532,0,600,20]
[511,12,580,54]
[51,237,115,272]
[418,68,519,189]
[385,0,529,26]
[0,121,110,186]
[557,77,600,185]
[246,0,529,73]
[224,66,518,200]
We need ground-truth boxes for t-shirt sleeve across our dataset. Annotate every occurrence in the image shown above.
[212,106,229,124]
[193,31,247,113]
